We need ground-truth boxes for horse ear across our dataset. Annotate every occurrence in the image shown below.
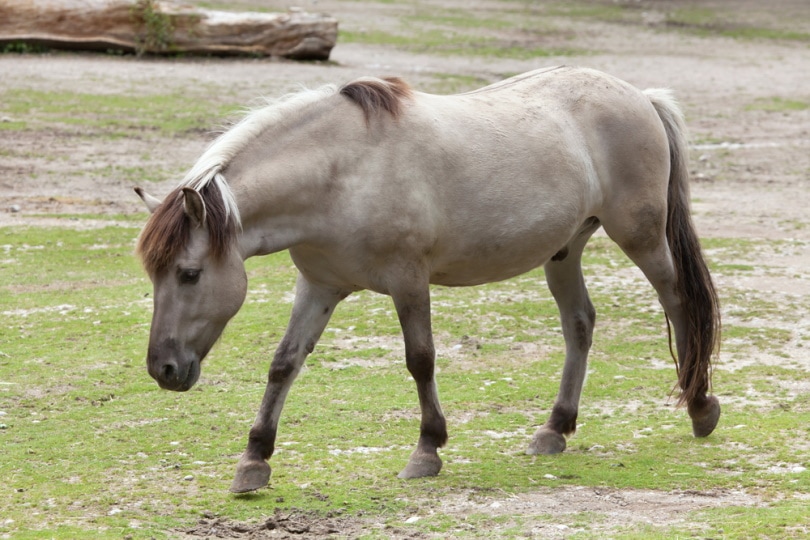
[134,187,162,214]
[182,187,207,228]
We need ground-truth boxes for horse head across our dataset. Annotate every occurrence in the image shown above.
[135,182,246,391]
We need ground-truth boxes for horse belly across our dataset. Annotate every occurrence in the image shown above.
[428,223,573,287]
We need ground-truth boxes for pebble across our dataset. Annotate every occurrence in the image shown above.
[183,475,194,481]
[8,205,21,213]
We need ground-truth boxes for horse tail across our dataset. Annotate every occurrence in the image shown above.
[645,89,721,406]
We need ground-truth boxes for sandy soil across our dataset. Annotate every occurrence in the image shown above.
[1,0,809,537]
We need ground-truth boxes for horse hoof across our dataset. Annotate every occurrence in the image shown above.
[230,459,271,493]
[397,453,442,479]
[526,428,566,455]
[689,395,721,438]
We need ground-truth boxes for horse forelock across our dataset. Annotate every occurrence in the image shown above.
[339,77,412,122]
[136,175,239,275]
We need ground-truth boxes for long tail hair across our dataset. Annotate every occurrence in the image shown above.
[645,89,721,406]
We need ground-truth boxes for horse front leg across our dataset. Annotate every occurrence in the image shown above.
[392,283,447,479]
[230,276,347,493]
[528,233,596,455]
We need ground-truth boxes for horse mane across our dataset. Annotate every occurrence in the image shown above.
[339,77,412,122]
[137,85,347,274]
[137,78,412,273]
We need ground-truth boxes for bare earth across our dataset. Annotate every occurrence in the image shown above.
[1,0,808,537]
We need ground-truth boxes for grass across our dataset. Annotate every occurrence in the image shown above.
[339,28,582,59]
[0,88,237,136]
[746,97,810,112]
[1,223,809,538]
[665,5,810,43]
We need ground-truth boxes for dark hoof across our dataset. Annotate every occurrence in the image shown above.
[689,395,721,438]
[526,427,566,455]
[230,458,271,493]
[397,451,442,479]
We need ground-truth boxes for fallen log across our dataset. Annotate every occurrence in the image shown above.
[0,0,338,59]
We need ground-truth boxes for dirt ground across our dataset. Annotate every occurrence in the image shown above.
[1,0,809,537]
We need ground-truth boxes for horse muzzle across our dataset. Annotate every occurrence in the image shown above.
[147,340,201,392]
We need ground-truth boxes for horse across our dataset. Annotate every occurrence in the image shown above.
[135,66,721,493]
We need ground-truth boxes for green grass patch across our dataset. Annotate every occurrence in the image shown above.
[544,2,632,23]
[0,88,237,137]
[340,28,582,58]
[0,41,52,54]
[746,97,810,112]
[665,6,810,43]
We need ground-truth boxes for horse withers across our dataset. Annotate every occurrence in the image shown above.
[135,66,720,493]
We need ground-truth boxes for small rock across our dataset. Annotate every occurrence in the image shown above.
[184,475,194,481]
[9,205,21,213]
[0,424,7,430]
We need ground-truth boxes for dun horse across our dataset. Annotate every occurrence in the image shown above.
[135,66,720,493]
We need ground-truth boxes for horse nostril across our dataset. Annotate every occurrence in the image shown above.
[161,362,177,381]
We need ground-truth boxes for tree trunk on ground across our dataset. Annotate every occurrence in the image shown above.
[0,0,338,59]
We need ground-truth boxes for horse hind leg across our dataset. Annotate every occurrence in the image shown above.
[528,219,600,455]
[602,209,720,438]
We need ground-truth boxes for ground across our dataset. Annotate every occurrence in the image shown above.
[1,0,808,538]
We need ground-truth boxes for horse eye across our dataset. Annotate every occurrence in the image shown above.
[178,269,201,285]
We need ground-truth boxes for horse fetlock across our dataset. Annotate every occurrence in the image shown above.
[397,448,442,479]
[688,395,721,438]
[526,427,567,455]
[230,457,271,493]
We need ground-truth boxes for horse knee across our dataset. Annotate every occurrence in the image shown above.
[566,306,595,352]
[268,337,306,383]
[268,358,296,383]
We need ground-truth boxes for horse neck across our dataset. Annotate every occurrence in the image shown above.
[226,98,357,259]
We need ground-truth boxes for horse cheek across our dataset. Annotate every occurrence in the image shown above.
[219,263,248,324]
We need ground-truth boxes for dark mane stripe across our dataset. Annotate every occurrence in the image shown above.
[339,77,412,122]
[137,180,237,275]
